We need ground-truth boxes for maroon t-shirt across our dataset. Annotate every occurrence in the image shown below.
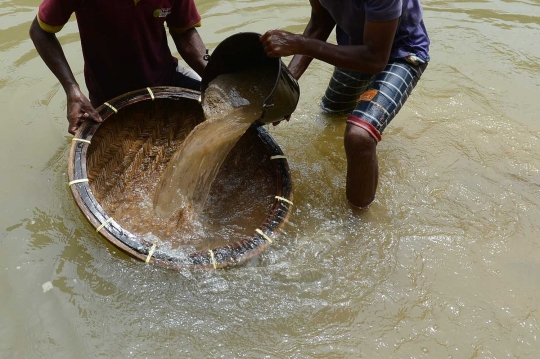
[38,0,201,106]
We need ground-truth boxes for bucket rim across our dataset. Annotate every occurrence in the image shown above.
[201,32,294,122]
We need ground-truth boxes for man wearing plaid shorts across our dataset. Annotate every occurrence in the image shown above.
[261,0,430,209]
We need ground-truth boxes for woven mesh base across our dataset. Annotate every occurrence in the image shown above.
[68,87,293,269]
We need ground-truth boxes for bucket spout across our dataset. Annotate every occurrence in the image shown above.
[200,32,300,125]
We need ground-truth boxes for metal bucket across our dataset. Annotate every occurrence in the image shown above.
[201,32,300,125]
[68,87,293,269]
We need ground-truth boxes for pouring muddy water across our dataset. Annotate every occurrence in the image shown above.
[152,67,273,220]
[4,0,540,359]
[6,0,540,356]
[154,32,300,222]
[64,32,299,267]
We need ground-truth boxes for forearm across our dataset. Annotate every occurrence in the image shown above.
[171,28,207,77]
[29,17,101,134]
[295,17,399,75]
[299,40,387,75]
[288,12,335,79]
[29,17,79,95]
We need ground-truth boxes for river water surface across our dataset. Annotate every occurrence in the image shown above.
[1,0,540,358]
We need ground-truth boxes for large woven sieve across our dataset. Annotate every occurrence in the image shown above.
[67,87,293,269]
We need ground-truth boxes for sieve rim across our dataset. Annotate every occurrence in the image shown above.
[67,86,293,270]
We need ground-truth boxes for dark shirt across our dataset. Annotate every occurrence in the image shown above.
[319,0,430,62]
[37,0,201,105]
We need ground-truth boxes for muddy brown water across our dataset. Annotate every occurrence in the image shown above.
[98,67,277,253]
[154,66,275,217]
[1,0,540,357]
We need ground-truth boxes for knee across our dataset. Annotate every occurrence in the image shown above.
[344,124,377,155]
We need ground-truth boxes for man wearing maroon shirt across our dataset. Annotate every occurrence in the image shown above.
[30,0,207,135]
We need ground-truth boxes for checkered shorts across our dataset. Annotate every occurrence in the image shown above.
[320,59,427,142]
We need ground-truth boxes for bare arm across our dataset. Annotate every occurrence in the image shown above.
[286,0,336,79]
[261,0,399,76]
[170,28,207,77]
[29,17,101,134]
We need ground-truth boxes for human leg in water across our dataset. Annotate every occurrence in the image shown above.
[323,59,428,208]
[344,123,378,208]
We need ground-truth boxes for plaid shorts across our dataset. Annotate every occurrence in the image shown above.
[320,59,427,142]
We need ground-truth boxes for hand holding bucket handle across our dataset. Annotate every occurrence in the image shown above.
[260,29,304,58]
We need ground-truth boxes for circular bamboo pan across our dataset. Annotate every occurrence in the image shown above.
[67,87,293,269]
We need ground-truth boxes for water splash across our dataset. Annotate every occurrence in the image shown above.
[153,67,276,217]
